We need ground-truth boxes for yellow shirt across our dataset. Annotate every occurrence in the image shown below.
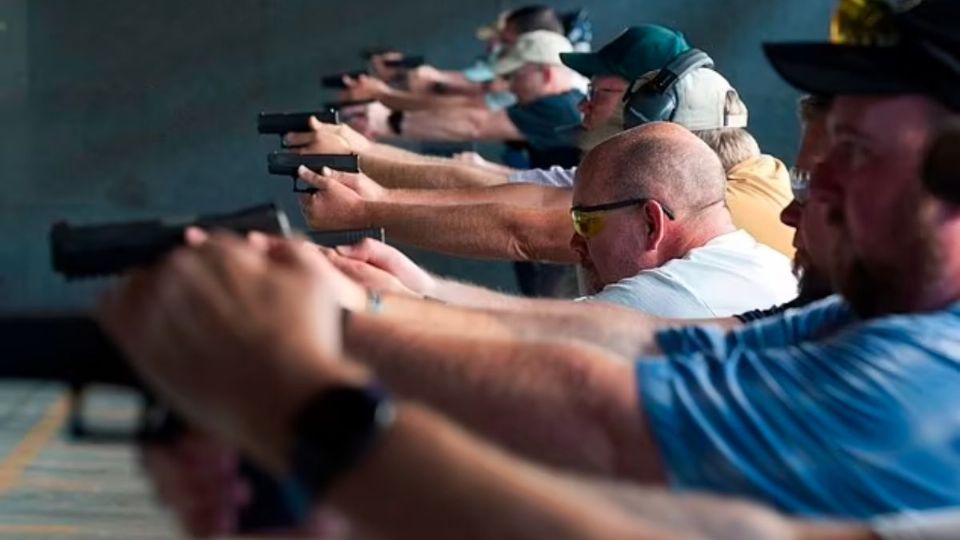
[725,155,795,258]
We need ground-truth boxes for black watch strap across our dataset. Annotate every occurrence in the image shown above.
[283,384,394,518]
[388,110,405,135]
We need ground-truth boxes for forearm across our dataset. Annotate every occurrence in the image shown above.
[364,202,578,263]
[575,477,872,540]
[331,405,673,540]
[360,153,509,189]
[376,88,484,112]
[378,292,668,359]
[387,183,571,208]
[344,314,665,482]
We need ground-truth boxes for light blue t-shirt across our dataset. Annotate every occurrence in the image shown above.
[638,296,960,519]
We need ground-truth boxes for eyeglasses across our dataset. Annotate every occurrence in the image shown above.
[830,0,910,46]
[570,197,676,239]
[586,83,626,101]
[790,167,812,205]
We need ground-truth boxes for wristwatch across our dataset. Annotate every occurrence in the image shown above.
[388,110,405,135]
[283,383,395,518]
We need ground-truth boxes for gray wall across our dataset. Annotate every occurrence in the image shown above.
[0,0,834,310]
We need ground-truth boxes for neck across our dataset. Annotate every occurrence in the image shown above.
[656,209,736,265]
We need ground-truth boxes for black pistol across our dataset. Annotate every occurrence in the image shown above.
[321,69,368,89]
[257,110,339,135]
[267,152,360,193]
[52,204,291,279]
[4,203,302,530]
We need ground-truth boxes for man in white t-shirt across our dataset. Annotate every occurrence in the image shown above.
[319,121,796,318]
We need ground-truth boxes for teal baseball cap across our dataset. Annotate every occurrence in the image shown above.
[560,24,691,81]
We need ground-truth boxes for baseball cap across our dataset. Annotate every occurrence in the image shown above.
[560,25,691,81]
[628,67,749,130]
[764,0,960,111]
[494,30,574,76]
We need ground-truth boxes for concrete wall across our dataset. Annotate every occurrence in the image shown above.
[0,0,834,309]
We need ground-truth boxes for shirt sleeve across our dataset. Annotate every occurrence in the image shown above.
[583,271,712,319]
[637,306,960,518]
[507,166,577,187]
[506,95,581,149]
[658,295,852,356]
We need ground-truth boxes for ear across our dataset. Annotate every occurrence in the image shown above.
[642,201,667,251]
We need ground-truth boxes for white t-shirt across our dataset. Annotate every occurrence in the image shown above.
[509,166,577,188]
[581,230,797,318]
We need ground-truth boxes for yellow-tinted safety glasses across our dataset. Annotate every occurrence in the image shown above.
[571,197,675,239]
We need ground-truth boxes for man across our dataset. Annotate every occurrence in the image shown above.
[355,5,570,111]
[310,122,796,317]
[359,30,584,171]
[737,94,836,322]
[299,65,796,261]
[100,232,875,540]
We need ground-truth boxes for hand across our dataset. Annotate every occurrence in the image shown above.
[142,429,250,537]
[342,74,389,103]
[451,151,489,166]
[142,429,353,538]
[324,250,420,298]
[283,117,372,155]
[332,239,436,297]
[297,166,374,232]
[97,232,371,472]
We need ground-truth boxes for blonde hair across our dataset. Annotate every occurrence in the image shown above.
[692,90,760,171]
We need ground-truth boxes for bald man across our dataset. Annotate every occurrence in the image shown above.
[310,122,796,318]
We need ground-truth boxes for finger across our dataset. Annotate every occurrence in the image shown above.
[282,131,313,147]
[335,238,394,268]
[184,227,209,246]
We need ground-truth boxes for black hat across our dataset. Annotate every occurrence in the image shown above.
[764,0,960,111]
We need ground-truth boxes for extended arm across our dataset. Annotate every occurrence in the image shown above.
[383,183,573,208]
[399,107,523,142]
[344,311,667,483]
[297,170,578,262]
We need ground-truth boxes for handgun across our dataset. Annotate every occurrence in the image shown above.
[257,110,339,135]
[321,70,369,89]
[267,152,360,193]
[52,204,291,279]
[5,204,387,530]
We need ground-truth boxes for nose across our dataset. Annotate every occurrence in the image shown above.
[780,200,801,228]
[570,232,588,259]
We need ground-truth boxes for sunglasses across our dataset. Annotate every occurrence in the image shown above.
[570,197,676,239]
[830,0,906,46]
[790,167,812,205]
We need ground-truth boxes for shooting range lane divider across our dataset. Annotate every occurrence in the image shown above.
[0,396,69,495]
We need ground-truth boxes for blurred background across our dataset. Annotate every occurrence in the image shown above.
[0,0,834,310]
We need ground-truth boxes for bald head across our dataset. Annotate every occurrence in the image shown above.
[574,122,727,213]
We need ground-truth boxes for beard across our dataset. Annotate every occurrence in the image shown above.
[793,252,834,306]
[577,102,626,152]
[834,199,943,318]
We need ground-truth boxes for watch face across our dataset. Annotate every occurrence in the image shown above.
[290,385,393,501]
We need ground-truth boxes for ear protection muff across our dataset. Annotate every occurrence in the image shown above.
[622,49,715,129]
